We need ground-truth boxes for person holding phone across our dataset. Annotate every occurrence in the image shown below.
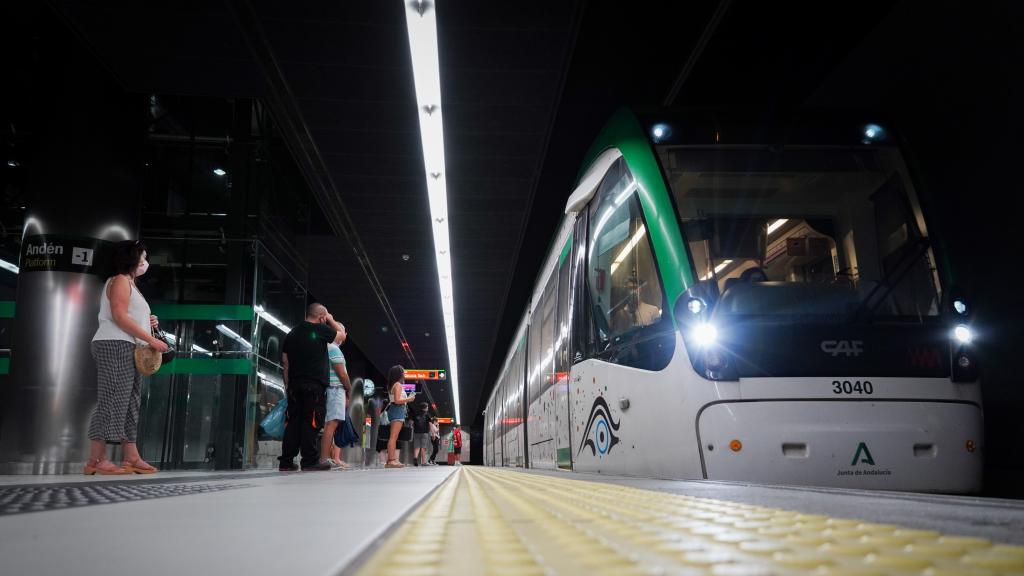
[278,303,345,472]
[385,365,416,468]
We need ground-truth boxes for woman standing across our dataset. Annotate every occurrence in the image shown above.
[428,416,440,465]
[385,365,416,469]
[85,240,168,475]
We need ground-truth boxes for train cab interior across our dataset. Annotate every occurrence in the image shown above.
[660,146,943,322]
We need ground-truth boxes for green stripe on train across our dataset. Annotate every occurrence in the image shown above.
[149,304,253,321]
[580,108,695,319]
[0,301,14,318]
[156,358,252,375]
[0,358,8,375]
[558,231,573,266]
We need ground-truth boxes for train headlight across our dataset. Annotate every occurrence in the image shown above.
[650,123,672,143]
[862,123,886,143]
[686,298,704,315]
[953,299,967,315]
[694,323,718,347]
[953,324,973,344]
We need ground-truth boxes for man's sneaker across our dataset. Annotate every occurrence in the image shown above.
[324,459,344,471]
[303,460,333,472]
[279,463,298,472]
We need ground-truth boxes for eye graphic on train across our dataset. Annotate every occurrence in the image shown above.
[578,396,620,457]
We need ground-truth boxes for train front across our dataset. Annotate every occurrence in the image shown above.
[653,117,983,493]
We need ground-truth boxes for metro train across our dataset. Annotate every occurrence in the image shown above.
[482,108,983,493]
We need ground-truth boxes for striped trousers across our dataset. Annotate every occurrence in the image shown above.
[89,340,143,443]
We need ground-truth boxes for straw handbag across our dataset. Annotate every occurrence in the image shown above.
[134,328,173,375]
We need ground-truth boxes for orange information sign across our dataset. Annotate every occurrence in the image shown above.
[403,369,447,380]
[436,417,453,424]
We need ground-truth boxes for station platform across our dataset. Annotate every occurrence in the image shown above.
[2,466,1023,575]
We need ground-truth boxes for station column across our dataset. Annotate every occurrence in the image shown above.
[0,46,143,473]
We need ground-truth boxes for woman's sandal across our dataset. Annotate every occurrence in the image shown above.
[122,459,159,474]
[385,460,405,469]
[83,459,128,475]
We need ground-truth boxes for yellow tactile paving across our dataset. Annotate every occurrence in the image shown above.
[353,467,1024,576]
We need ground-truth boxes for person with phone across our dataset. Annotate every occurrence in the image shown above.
[385,365,416,468]
[278,303,345,472]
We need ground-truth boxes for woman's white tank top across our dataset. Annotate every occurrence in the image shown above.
[389,382,407,403]
[93,276,151,345]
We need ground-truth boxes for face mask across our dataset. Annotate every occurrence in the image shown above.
[135,260,149,277]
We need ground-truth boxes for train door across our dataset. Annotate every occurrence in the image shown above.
[527,269,559,469]
[553,234,574,470]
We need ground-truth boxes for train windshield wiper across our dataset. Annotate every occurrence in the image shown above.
[846,236,931,324]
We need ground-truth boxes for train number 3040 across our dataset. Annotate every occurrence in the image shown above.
[832,380,874,395]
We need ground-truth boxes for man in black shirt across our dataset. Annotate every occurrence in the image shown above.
[279,303,346,471]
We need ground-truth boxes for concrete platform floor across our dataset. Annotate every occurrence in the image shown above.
[0,466,456,576]
[2,466,1023,575]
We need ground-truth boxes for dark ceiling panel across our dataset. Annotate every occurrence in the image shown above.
[310,128,422,157]
[298,99,419,132]
[445,69,560,107]
[287,65,411,102]
[259,19,408,68]
[443,104,550,135]
[442,28,570,71]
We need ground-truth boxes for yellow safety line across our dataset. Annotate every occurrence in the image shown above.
[354,467,1024,576]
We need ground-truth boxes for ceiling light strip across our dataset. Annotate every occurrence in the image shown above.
[402,0,460,424]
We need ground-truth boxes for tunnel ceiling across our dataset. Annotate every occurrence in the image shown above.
[52,0,901,423]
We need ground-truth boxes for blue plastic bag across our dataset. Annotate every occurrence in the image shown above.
[333,418,359,447]
[260,398,287,439]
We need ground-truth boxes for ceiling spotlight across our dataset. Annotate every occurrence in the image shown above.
[6,159,19,168]
[402,254,411,261]
[213,168,227,176]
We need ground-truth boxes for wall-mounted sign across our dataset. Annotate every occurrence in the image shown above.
[20,235,114,275]
[404,369,446,380]
[437,417,453,424]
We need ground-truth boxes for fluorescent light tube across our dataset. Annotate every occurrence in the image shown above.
[403,0,461,424]
[216,324,252,350]
[610,225,646,275]
[0,258,19,274]
[767,219,789,235]
[699,259,733,281]
[254,305,290,333]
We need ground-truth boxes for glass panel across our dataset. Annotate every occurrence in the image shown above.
[182,374,221,467]
[539,277,557,395]
[663,146,941,321]
[587,160,666,352]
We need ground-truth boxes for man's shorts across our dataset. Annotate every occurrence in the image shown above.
[325,386,346,422]
[413,433,432,452]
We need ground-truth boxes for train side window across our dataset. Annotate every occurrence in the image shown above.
[586,159,668,358]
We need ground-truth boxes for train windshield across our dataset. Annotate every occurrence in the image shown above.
[659,146,942,322]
